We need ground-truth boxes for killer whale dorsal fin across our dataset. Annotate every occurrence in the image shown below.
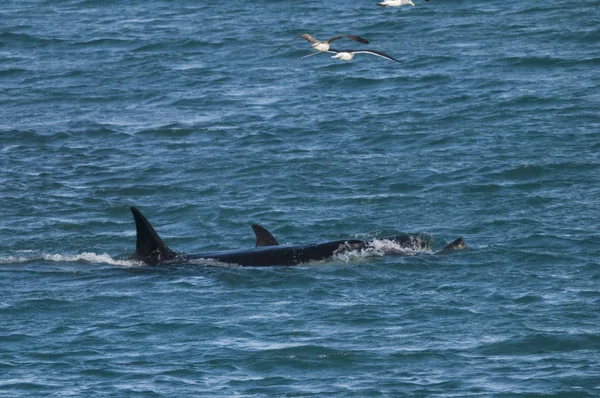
[252,224,279,247]
[437,236,466,254]
[130,207,177,263]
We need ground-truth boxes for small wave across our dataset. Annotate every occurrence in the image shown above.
[0,68,30,77]
[70,38,132,47]
[0,32,65,46]
[0,253,141,267]
[495,164,554,181]
[503,55,565,68]
[477,333,600,356]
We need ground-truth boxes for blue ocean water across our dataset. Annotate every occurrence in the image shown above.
[1,0,600,395]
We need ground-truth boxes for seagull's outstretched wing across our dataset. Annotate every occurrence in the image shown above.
[325,35,369,45]
[300,51,325,59]
[274,33,317,52]
[347,49,403,62]
[275,34,369,52]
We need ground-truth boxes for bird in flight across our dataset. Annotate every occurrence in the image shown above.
[377,0,415,7]
[327,49,402,63]
[275,33,369,53]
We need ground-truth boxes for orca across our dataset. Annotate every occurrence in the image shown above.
[130,206,465,266]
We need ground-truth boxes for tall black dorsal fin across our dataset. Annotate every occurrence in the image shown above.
[437,236,466,254]
[130,207,177,264]
[252,224,279,247]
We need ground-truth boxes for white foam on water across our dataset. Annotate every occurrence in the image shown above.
[333,238,432,263]
[333,246,385,263]
[179,257,231,267]
[0,252,142,267]
[43,252,142,266]
[370,238,432,255]
[0,256,32,265]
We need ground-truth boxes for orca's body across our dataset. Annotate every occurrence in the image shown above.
[186,240,364,266]
[130,207,465,266]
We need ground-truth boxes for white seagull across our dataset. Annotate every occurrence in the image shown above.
[275,33,369,53]
[328,49,402,63]
[377,0,415,7]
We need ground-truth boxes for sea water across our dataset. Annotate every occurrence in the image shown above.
[1,0,599,396]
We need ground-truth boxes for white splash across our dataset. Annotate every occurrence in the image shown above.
[370,238,432,254]
[333,244,385,263]
[333,238,432,263]
[0,255,30,265]
[44,252,141,266]
[0,252,141,266]
[183,257,232,267]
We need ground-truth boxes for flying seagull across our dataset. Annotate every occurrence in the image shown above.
[328,49,402,63]
[377,0,415,6]
[275,33,369,53]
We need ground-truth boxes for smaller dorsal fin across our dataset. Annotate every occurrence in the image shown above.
[130,207,177,264]
[252,224,279,247]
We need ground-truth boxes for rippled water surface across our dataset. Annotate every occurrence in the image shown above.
[1,0,600,396]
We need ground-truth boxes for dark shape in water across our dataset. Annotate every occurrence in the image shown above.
[130,207,465,266]
[252,224,279,247]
